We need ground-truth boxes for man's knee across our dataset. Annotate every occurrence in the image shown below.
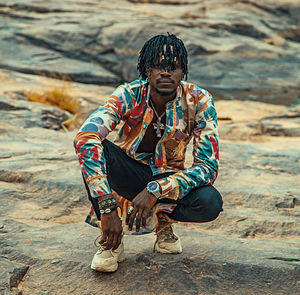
[190,186,223,222]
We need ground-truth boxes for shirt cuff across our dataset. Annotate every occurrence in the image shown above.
[86,176,112,198]
[156,174,180,200]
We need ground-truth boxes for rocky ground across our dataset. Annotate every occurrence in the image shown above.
[0,0,300,294]
[0,69,299,295]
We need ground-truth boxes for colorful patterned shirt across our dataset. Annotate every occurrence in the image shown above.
[74,78,219,203]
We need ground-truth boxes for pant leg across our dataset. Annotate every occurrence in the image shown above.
[102,140,174,199]
[102,139,152,200]
[168,185,223,223]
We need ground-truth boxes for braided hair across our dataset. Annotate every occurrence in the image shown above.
[137,33,188,80]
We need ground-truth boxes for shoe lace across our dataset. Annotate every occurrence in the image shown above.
[153,223,174,252]
[94,235,101,247]
[156,222,175,240]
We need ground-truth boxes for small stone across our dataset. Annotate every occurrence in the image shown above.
[182,267,192,274]
[0,153,12,159]
[50,259,62,264]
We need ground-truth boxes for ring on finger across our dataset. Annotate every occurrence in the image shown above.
[127,206,134,215]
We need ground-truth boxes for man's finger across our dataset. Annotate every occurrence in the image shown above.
[142,209,149,228]
[117,235,122,249]
[128,209,138,230]
[99,230,108,245]
[126,205,135,224]
[126,210,131,225]
[135,209,144,232]
[111,233,119,250]
[112,233,122,250]
[104,232,114,250]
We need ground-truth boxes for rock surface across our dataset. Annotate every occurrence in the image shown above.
[0,0,300,294]
[0,0,300,105]
[0,70,299,294]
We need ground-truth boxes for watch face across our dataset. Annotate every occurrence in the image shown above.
[148,181,159,192]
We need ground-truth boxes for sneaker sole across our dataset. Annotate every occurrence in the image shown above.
[91,250,125,272]
[91,262,118,272]
[154,240,182,254]
[154,245,182,254]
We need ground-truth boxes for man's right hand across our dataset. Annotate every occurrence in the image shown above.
[99,209,123,250]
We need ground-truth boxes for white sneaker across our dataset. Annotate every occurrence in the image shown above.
[91,241,125,272]
[154,213,182,254]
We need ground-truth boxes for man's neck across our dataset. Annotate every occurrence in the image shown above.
[149,86,177,114]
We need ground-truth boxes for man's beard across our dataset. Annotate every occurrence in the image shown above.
[153,87,177,97]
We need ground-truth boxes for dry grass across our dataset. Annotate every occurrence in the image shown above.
[24,74,86,130]
[25,86,80,114]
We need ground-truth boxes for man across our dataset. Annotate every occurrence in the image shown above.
[74,33,223,272]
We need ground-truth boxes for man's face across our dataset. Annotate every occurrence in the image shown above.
[146,48,184,99]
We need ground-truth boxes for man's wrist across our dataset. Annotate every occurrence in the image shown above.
[97,193,115,201]
[97,195,119,215]
[99,205,118,215]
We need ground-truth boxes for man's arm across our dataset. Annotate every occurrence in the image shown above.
[74,85,134,249]
[156,90,219,200]
[74,85,133,198]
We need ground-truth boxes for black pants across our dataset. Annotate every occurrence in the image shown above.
[84,140,223,223]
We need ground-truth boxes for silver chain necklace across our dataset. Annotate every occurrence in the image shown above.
[149,99,166,138]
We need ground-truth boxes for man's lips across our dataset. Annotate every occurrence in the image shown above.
[157,78,174,84]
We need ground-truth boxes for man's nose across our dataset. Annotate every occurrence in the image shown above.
[160,68,171,76]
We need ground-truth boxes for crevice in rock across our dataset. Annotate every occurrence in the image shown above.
[14,33,69,57]
[268,257,300,262]
[11,32,122,84]
[0,9,39,20]
[261,114,300,120]
[240,0,291,17]
[209,23,269,39]
[0,3,72,13]
[275,198,298,209]
[0,63,120,85]
[0,101,29,111]
[277,28,300,43]
[187,44,219,56]
[128,0,197,5]
[9,265,29,289]
[0,171,34,184]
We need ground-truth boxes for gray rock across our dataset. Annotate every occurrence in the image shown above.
[261,118,300,136]
[1,0,300,104]
[0,95,72,131]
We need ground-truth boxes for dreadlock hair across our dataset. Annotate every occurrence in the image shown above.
[137,33,188,80]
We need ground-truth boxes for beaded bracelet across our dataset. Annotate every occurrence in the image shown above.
[98,197,117,210]
[99,205,119,215]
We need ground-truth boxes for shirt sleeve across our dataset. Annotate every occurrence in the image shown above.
[156,90,219,200]
[73,84,134,198]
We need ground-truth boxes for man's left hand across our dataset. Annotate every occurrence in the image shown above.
[126,188,157,232]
